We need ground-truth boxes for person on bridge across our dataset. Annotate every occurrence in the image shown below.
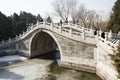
[60,20,62,26]
[101,32,105,38]
[73,19,75,24]
[65,18,68,24]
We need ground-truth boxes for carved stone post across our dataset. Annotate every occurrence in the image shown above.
[109,30,112,39]
[68,21,70,26]
[2,40,4,44]
[60,24,62,33]
[97,31,99,37]
[105,32,108,48]
[95,31,99,43]
[99,28,102,37]
[9,37,11,42]
[90,27,93,35]
[51,23,53,30]
[43,20,46,27]
[82,27,85,40]
[37,20,39,27]
[16,35,18,40]
[69,27,72,37]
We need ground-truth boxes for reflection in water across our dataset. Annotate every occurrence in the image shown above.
[38,51,102,80]
[47,61,102,80]
[55,50,61,65]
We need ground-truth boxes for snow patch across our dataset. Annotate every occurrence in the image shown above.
[0,55,27,63]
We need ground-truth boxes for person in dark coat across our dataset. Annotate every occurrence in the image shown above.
[60,20,62,26]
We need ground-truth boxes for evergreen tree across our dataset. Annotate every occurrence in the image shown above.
[18,11,37,34]
[0,12,11,41]
[46,16,52,23]
[109,42,120,77]
[107,0,120,33]
[11,13,20,36]
[0,11,42,41]
[37,14,43,22]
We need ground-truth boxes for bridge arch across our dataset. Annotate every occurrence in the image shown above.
[29,29,62,64]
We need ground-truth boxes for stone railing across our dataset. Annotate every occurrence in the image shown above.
[98,36,119,53]
[0,21,119,50]
[0,21,97,45]
[92,29,120,53]
[0,37,18,44]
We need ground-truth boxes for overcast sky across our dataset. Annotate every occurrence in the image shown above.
[0,0,116,18]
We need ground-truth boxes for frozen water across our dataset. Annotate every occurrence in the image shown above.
[0,55,27,63]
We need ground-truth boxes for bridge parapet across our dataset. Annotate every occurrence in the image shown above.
[96,30,120,80]
[0,21,120,52]
[98,35,119,53]
[0,21,96,45]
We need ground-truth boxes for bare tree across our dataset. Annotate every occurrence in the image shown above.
[87,11,108,30]
[87,10,101,29]
[94,12,107,30]
[76,4,89,27]
[46,16,53,23]
[69,0,78,23]
[87,10,96,28]
[76,5,106,30]
[52,0,78,22]
[52,0,107,29]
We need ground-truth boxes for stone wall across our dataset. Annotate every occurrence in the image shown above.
[96,42,118,80]
[61,57,96,73]
[53,32,96,59]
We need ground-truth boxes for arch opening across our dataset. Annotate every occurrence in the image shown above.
[30,31,61,64]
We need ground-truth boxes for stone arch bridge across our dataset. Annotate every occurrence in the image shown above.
[0,22,97,60]
[0,21,119,80]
